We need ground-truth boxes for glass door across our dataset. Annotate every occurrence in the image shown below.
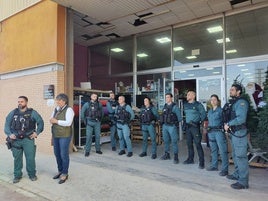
[196,76,224,110]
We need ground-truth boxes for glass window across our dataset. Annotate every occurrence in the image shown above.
[226,7,268,59]
[226,60,268,109]
[174,67,222,80]
[110,38,133,74]
[173,18,223,65]
[137,29,171,71]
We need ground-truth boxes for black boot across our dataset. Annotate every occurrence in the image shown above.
[173,154,179,164]
[160,152,170,160]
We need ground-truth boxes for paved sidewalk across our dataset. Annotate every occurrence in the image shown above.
[0,141,267,201]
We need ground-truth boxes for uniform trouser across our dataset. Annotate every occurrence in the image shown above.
[186,125,204,164]
[141,124,157,155]
[117,123,132,152]
[208,131,228,172]
[11,138,36,178]
[53,136,72,175]
[162,124,179,154]
[110,123,117,148]
[85,121,101,152]
[230,129,249,186]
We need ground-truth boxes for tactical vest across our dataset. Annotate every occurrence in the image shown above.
[52,106,72,138]
[108,99,118,115]
[222,97,248,123]
[115,104,131,124]
[222,97,247,123]
[140,106,155,124]
[11,108,35,136]
[86,101,102,121]
[160,103,178,124]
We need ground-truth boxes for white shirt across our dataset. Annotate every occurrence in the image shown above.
[51,106,75,127]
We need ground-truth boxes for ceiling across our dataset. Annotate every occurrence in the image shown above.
[52,0,268,47]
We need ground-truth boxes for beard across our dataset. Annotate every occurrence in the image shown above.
[18,105,26,110]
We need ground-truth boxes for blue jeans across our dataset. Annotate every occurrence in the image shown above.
[230,129,249,186]
[85,120,101,152]
[53,136,72,175]
[208,131,228,172]
[162,124,179,154]
[141,124,157,155]
[117,123,132,152]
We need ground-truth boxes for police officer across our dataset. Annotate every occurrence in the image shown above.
[81,93,103,157]
[4,96,44,183]
[183,90,206,169]
[224,84,249,190]
[115,95,135,157]
[160,93,182,164]
[106,92,119,151]
[139,97,159,159]
[206,94,228,176]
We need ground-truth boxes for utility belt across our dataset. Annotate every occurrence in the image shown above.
[141,120,155,126]
[207,126,223,133]
[227,124,247,138]
[229,124,246,132]
[15,131,33,139]
[88,118,100,122]
[186,121,200,128]
[116,120,129,125]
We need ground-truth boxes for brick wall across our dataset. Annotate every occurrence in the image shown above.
[0,68,65,154]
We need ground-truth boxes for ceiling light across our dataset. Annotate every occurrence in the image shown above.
[137,53,148,58]
[206,67,214,70]
[173,46,184,51]
[179,70,186,73]
[207,26,223,33]
[156,37,171,43]
[241,69,248,71]
[244,72,252,75]
[188,74,195,76]
[213,72,220,74]
[186,56,197,59]
[238,64,245,67]
[226,49,237,54]
[216,38,230,43]
[111,48,124,53]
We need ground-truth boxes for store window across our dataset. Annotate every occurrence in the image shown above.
[225,7,268,59]
[110,37,133,74]
[226,60,268,109]
[173,18,223,65]
[137,29,171,71]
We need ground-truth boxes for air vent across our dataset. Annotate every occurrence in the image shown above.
[81,17,93,27]
[137,12,153,18]
[133,19,147,26]
[106,33,120,39]
[81,34,102,41]
[229,0,250,6]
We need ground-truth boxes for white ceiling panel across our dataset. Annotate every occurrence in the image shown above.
[52,0,268,46]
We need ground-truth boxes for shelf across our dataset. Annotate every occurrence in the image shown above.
[141,90,157,93]
[74,87,112,94]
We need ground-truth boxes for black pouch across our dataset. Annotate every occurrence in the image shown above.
[6,137,12,149]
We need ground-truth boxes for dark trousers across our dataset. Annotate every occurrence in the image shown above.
[186,125,204,164]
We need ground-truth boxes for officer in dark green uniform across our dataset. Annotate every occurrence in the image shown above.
[183,90,206,169]
[4,96,44,183]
